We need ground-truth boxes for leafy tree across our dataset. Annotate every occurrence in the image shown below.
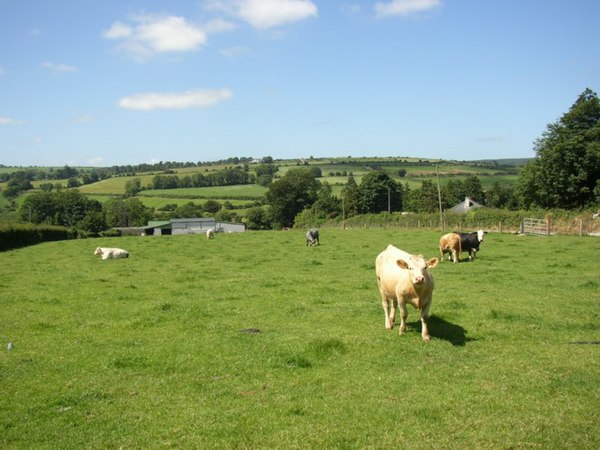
[485,181,517,209]
[310,182,341,218]
[357,172,402,214]
[81,210,107,233]
[255,164,278,178]
[67,177,81,188]
[266,168,320,228]
[125,178,142,196]
[55,190,101,227]
[174,202,203,218]
[442,179,465,208]
[53,165,79,180]
[307,166,322,178]
[104,197,152,228]
[202,200,222,214]
[463,175,485,203]
[516,88,600,209]
[341,174,361,217]
[3,178,33,199]
[256,174,273,186]
[215,209,239,223]
[81,170,100,185]
[19,192,58,223]
[407,180,439,213]
[245,206,271,230]
[19,190,102,231]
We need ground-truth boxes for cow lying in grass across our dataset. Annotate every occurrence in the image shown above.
[94,247,129,260]
[439,232,461,263]
[375,244,439,342]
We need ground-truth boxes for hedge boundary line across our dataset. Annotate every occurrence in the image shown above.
[0,224,72,251]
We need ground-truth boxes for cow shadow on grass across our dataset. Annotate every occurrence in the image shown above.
[409,316,474,346]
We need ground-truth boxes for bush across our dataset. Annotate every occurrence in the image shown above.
[0,223,72,251]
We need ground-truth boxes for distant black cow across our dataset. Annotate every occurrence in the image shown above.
[454,230,486,260]
[306,228,320,246]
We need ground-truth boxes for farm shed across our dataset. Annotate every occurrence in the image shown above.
[171,218,216,235]
[115,218,245,236]
[218,222,246,233]
[449,196,484,214]
[147,221,172,236]
[169,218,245,234]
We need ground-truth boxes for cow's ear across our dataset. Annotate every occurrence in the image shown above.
[427,257,439,268]
[396,259,410,270]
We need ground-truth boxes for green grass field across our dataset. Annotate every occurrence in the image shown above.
[1,230,598,448]
[140,185,268,199]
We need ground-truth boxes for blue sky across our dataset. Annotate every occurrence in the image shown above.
[1,0,599,167]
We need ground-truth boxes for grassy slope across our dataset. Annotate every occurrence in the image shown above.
[1,230,598,448]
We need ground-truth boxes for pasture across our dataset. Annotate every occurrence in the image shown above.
[1,230,598,448]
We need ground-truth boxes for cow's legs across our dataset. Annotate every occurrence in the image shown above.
[420,302,431,342]
[398,303,408,335]
[381,296,396,329]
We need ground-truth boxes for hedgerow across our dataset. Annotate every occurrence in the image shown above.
[0,223,72,251]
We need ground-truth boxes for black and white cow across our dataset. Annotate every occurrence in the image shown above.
[455,230,486,260]
[306,228,320,246]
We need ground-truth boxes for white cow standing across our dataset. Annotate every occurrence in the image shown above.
[206,229,215,240]
[94,247,129,260]
[375,244,439,342]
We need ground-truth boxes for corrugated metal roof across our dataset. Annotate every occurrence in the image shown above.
[170,218,216,223]
[148,221,172,228]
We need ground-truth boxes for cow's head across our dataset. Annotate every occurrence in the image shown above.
[477,230,487,242]
[94,247,102,255]
[396,255,439,285]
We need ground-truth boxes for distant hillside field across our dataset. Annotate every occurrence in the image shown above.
[1,157,524,220]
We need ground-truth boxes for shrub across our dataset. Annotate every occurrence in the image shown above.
[0,223,72,251]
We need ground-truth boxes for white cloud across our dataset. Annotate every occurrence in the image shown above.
[118,88,233,111]
[103,14,209,61]
[210,0,318,29]
[0,116,23,125]
[204,18,237,34]
[375,0,441,17]
[41,62,80,73]
[103,21,132,39]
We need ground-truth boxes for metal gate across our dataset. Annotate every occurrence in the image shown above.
[521,218,550,235]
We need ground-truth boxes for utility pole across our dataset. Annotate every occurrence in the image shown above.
[341,192,346,229]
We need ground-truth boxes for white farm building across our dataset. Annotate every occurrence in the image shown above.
[115,218,245,236]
